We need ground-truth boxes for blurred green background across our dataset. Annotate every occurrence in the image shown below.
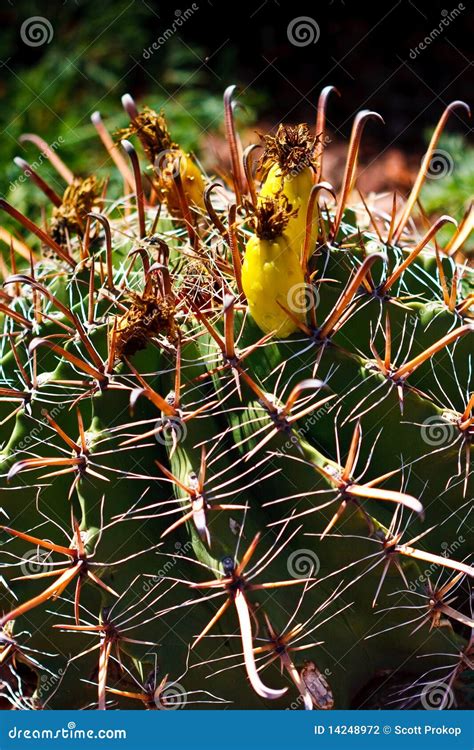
[0,0,262,219]
[0,0,472,249]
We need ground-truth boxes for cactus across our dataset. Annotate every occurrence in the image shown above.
[0,86,472,712]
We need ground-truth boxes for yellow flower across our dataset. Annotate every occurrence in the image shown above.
[259,163,315,259]
[116,107,205,216]
[157,150,205,217]
[242,196,306,338]
[258,124,318,261]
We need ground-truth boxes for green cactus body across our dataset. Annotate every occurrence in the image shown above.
[0,91,472,711]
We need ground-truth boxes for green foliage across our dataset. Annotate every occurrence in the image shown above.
[421,133,474,254]
[0,1,259,226]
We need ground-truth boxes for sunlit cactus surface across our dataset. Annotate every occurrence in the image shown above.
[0,87,472,710]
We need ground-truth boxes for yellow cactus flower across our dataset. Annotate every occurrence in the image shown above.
[258,124,318,262]
[116,106,205,217]
[242,196,307,338]
[157,150,205,217]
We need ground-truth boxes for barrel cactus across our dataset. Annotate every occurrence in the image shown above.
[0,87,472,711]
